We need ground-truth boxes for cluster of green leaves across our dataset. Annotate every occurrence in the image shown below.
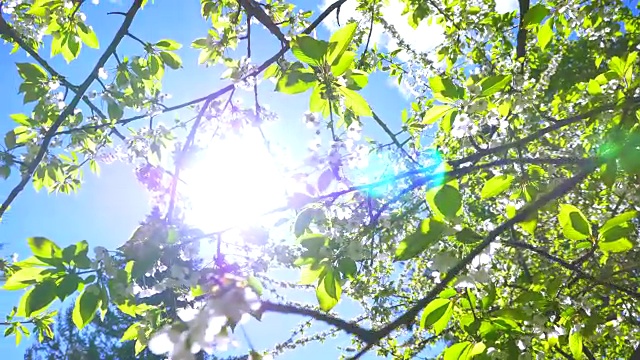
[266,22,372,127]
[292,208,358,312]
[2,237,98,344]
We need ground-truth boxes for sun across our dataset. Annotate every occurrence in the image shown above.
[181,129,289,234]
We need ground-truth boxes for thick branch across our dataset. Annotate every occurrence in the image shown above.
[260,301,376,343]
[0,0,143,218]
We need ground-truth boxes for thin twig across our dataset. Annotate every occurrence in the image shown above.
[371,111,418,165]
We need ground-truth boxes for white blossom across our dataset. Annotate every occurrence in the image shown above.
[451,114,478,138]
[149,286,260,360]
[98,67,108,80]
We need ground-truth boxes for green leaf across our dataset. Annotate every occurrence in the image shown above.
[77,23,99,49]
[478,75,512,97]
[120,322,141,342]
[298,233,329,249]
[16,63,47,81]
[135,339,145,355]
[587,79,602,95]
[598,236,633,253]
[427,184,462,220]
[423,104,453,124]
[155,39,182,50]
[340,87,372,117]
[331,51,355,76]
[469,342,487,357]
[4,130,16,149]
[159,51,182,69]
[420,298,453,335]
[600,210,637,234]
[263,63,280,80]
[300,262,326,285]
[569,330,583,359]
[64,33,81,61]
[455,228,483,244]
[291,35,328,66]
[247,275,264,296]
[608,56,625,79]
[108,101,124,121]
[395,218,446,260]
[26,279,57,316]
[429,76,463,102]
[537,21,553,51]
[443,342,471,360]
[276,66,317,94]
[72,284,101,329]
[522,4,550,27]
[0,166,10,180]
[481,175,514,199]
[316,269,341,311]
[56,274,80,301]
[337,257,357,280]
[326,22,358,65]
[28,237,61,259]
[10,113,31,126]
[558,204,591,240]
[294,208,321,237]
[3,267,47,290]
[520,213,538,236]
[309,84,327,113]
[345,69,369,90]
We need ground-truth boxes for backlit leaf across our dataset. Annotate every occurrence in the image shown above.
[420,298,453,335]
[395,218,446,260]
[558,204,591,240]
[600,210,637,234]
[26,279,56,316]
[316,269,341,311]
[291,35,328,66]
[72,284,101,329]
[327,22,358,65]
[478,75,512,97]
[481,175,514,199]
[423,105,453,124]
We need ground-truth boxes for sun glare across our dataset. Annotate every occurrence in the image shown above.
[182,129,289,233]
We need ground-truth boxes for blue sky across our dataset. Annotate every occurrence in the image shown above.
[0,0,419,359]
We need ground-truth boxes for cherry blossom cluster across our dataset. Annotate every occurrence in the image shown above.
[148,284,261,360]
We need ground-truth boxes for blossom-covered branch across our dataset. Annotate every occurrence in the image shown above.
[0,0,143,218]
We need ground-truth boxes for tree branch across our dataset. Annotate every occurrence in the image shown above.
[0,0,143,218]
[505,240,640,300]
[349,164,599,359]
[371,111,418,165]
[53,0,349,138]
[0,14,126,140]
[260,301,376,343]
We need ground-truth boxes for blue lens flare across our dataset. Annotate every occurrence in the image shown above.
[347,147,446,200]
